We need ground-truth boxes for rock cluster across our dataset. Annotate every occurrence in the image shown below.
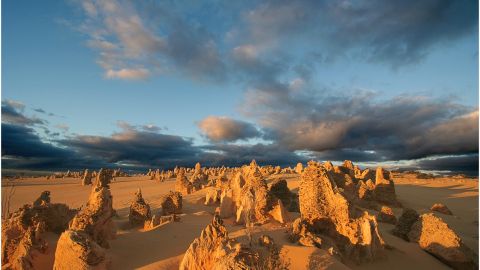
[296,161,385,263]
[128,189,151,226]
[180,215,288,270]
[53,168,116,269]
[235,161,271,225]
[161,191,182,216]
[2,191,77,270]
[322,160,400,208]
[175,168,193,195]
[190,162,209,191]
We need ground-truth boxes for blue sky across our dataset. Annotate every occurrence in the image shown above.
[2,0,479,174]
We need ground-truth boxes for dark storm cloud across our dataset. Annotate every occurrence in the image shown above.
[416,154,479,176]
[59,123,301,168]
[197,116,261,142]
[241,80,478,163]
[1,123,107,170]
[242,0,478,66]
[2,124,69,158]
[60,124,202,167]
[2,101,46,126]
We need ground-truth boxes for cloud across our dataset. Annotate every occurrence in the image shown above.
[34,108,46,113]
[197,116,261,142]
[105,68,150,80]
[201,143,306,167]
[240,80,478,162]
[55,124,70,132]
[415,154,479,175]
[1,123,107,171]
[78,0,227,81]
[2,100,46,126]
[242,0,478,66]
[141,124,161,132]
[60,124,201,167]
[72,0,477,83]
[4,100,26,111]
[2,97,474,173]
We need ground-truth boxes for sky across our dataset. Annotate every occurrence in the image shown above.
[2,0,479,175]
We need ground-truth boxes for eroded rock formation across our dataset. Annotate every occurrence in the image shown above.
[408,213,477,269]
[2,191,77,270]
[54,168,116,269]
[297,161,385,263]
[175,168,192,195]
[161,191,182,216]
[128,189,151,226]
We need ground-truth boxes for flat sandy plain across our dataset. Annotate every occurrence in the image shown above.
[2,172,478,270]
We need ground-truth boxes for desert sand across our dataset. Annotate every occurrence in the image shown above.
[1,167,478,270]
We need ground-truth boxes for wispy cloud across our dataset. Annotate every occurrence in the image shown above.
[105,68,150,80]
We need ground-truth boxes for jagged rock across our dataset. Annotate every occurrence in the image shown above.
[69,168,116,248]
[343,160,354,171]
[161,191,182,216]
[53,230,110,270]
[374,167,399,206]
[376,206,397,224]
[128,189,151,226]
[357,168,375,181]
[298,161,385,263]
[3,227,36,270]
[180,215,260,270]
[82,169,93,186]
[2,191,77,269]
[204,187,221,205]
[179,215,229,270]
[430,203,453,215]
[392,208,419,240]
[194,162,202,174]
[408,213,477,269]
[268,199,290,224]
[357,180,375,200]
[175,169,193,195]
[299,161,350,229]
[235,161,271,224]
[53,169,116,269]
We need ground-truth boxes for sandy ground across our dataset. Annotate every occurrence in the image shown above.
[2,173,478,270]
